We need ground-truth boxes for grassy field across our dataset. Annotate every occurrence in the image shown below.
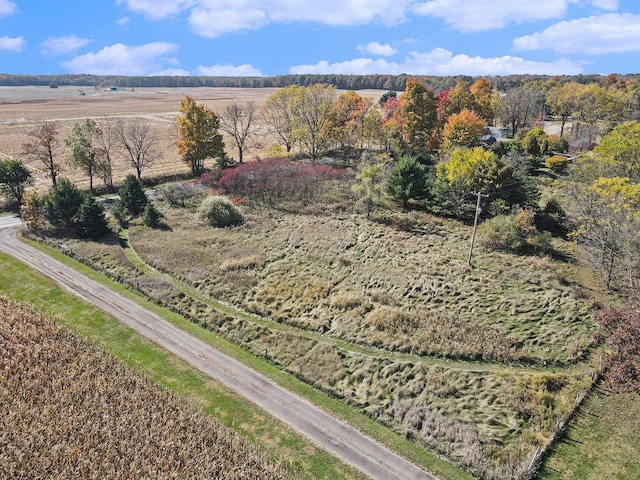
[31,185,607,480]
[539,387,640,479]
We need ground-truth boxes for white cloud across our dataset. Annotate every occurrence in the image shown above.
[290,48,583,76]
[590,0,617,10]
[116,0,195,20]
[412,0,574,32]
[513,13,640,54]
[195,64,263,76]
[0,0,17,18]
[357,42,397,56]
[118,17,131,28]
[41,36,92,56]
[119,0,411,36]
[61,42,179,75]
[188,7,269,37]
[0,35,25,52]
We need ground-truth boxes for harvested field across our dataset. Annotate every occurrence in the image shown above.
[0,86,387,192]
[0,295,290,479]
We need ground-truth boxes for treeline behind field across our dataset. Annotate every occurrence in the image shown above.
[2,72,638,92]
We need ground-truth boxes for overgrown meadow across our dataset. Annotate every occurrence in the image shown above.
[37,159,602,480]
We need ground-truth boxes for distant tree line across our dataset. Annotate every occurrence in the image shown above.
[2,73,638,92]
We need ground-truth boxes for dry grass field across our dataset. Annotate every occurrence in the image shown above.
[3,85,617,479]
[38,192,599,479]
[0,295,290,479]
[0,86,387,192]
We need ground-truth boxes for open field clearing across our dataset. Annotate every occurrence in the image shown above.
[36,195,601,479]
[0,295,290,479]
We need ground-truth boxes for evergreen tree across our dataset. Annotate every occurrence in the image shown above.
[386,155,427,208]
[77,196,111,238]
[142,202,164,228]
[44,178,85,227]
[117,174,147,217]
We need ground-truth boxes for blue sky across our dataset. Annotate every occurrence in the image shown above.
[1,0,639,77]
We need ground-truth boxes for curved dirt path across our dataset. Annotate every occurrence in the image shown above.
[0,217,437,480]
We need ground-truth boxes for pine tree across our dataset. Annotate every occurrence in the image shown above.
[77,196,111,238]
[142,202,164,228]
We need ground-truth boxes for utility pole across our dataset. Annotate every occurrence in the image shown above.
[467,191,489,266]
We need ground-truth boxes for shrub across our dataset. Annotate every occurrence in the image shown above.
[547,134,569,154]
[545,154,570,174]
[198,195,244,227]
[159,181,206,208]
[217,158,347,206]
[478,208,552,254]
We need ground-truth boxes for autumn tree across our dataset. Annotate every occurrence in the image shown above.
[262,85,300,154]
[176,96,225,175]
[442,109,486,150]
[326,90,371,157]
[399,78,438,155]
[546,82,580,138]
[22,120,61,186]
[219,101,257,164]
[432,147,514,219]
[470,78,493,123]
[353,162,385,218]
[493,85,544,138]
[592,121,640,181]
[0,158,32,207]
[362,109,384,149]
[115,118,160,180]
[444,81,476,117]
[20,190,45,232]
[64,119,100,193]
[570,176,640,288]
[292,84,336,161]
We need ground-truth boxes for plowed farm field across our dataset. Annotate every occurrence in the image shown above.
[0,85,386,191]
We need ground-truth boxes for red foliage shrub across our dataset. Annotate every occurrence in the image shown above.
[594,301,640,393]
[217,158,348,205]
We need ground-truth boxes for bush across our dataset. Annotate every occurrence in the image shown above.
[159,181,206,208]
[547,134,569,154]
[545,155,570,174]
[198,195,244,227]
[217,158,347,206]
[478,209,552,254]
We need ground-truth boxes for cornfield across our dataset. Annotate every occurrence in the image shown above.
[0,296,290,479]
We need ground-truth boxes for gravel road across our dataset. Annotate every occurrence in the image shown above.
[0,216,438,480]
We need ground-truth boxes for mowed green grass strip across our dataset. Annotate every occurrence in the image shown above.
[539,387,640,480]
[1,244,472,480]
